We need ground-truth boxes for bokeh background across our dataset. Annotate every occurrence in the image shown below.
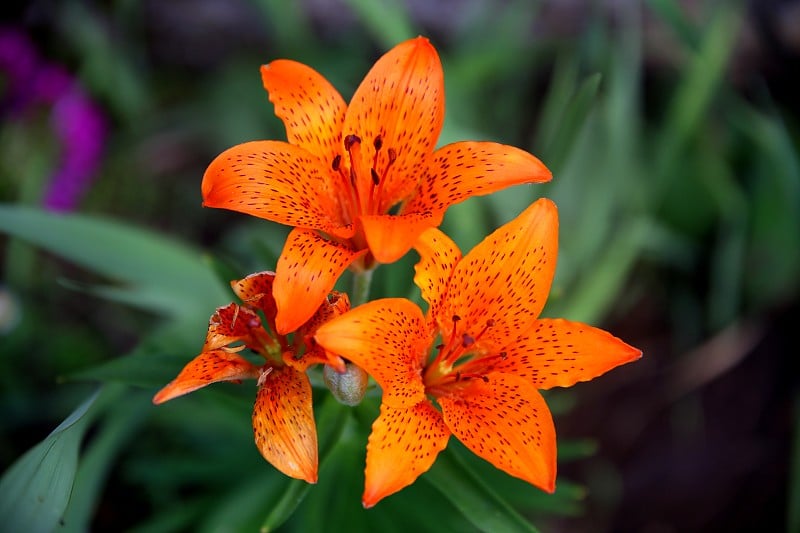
[1,0,798,531]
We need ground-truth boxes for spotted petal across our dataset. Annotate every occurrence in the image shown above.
[438,372,556,493]
[201,140,349,237]
[342,36,445,211]
[252,366,318,483]
[440,198,558,352]
[291,291,350,372]
[261,59,346,164]
[314,298,429,409]
[359,211,437,264]
[362,401,450,508]
[203,303,264,351]
[231,271,277,323]
[152,350,259,404]
[413,227,461,329]
[274,227,367,334]
[494,318,642,389]
[405,141,552,216]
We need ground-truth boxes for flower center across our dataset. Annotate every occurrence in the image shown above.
[330,134,397,224]
[424,317,507,393]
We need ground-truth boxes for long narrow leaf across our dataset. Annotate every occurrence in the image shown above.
[0,390,102,532]
[425,448,540,533]
[0,206,228,315]
[57,387,146,532]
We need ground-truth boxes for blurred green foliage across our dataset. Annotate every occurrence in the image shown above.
[1,0,798,531]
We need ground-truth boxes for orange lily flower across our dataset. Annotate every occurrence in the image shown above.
[201,36,551,334]
[153,271,348,483]
[315,198,642,507]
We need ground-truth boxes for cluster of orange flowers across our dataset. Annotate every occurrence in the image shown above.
[153,37,641,508]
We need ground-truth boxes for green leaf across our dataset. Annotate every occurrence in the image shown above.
[445,442,586,517]
[344,0,416,49]
[552,218,652,324]
[199,473,286,533]
[655,3,741,184]
[543,72,602,172]
[0,206,229,316]
[259,479,313,532]
[0,390,102,532]
[67,317,208,387]
[645,0,700,47]
[57,387,148,532]
[425,447,541,533]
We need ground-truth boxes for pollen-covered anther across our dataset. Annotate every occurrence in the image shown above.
[221,345,247,354]
[449,370,489,384]
[343,134,363,188]
[368,135,397,208]
[256,366,274,387]
[477,350,508,372]
[344,134,362,150]
[462,333,475,348]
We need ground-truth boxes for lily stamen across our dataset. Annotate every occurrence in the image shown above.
[435,315,468,369]
[458,350,508,377]
[373,148,397,210]
[372,135,383,169]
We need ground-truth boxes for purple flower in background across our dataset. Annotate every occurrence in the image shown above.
[40,70,108,211]
[0,26,107,211]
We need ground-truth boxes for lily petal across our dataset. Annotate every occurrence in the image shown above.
[359,211,438,264]
[439,372,556,493]
[441,198,558,351]
[261,60,346,164]
[405,141,552,215]
[231,271,278,322]
[342,36,444,210]
[252,366,318,483]
[314,298,428,409]
[413,227,461,326]
[274,228,367,334]
[203,303,263,351]
[291,291,350,373]
[362,401,450,508]
[152,350,259,404]
[496,319,642,389]
[202,140,346,236]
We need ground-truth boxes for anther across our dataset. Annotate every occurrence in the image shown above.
[462,333,475,348]
[373,136,383,151]
[470,318,496,345]
[332,154,342,171]
[344,134,361,150]
[387,148,397,163]
[370,168,380,186]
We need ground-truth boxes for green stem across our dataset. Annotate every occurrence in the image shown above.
[350,268,374,307]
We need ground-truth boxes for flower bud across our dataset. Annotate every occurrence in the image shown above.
[323,362,368,406]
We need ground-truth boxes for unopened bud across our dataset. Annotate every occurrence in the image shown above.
[323,362,368,406]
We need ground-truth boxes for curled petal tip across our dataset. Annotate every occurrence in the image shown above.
[151,393,167,405]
